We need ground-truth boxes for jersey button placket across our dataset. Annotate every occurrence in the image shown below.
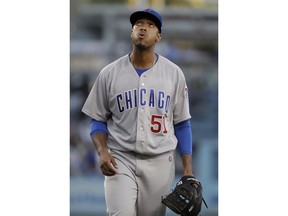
[137,106,146,151]
[136,77,146,152]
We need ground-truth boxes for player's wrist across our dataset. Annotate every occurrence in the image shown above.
[97,147,109,157]
[183,168,193,177]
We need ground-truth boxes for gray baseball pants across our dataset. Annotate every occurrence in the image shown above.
[104,150,175,216]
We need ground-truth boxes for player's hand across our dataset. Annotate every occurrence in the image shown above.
[98,149,118,176]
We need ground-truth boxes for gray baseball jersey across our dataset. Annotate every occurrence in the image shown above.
[82,54,191,155]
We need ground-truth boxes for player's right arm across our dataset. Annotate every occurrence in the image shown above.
[82,69,117,176]
[90,119,118,176]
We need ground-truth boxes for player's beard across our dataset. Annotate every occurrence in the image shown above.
[133,39,154,51]
[135,42,148,50]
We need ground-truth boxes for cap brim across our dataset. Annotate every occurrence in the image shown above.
[130,11,161,33]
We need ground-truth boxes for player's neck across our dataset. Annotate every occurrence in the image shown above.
[129,50,156,69]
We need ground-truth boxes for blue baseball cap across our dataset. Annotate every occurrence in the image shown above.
[130,8,162,33]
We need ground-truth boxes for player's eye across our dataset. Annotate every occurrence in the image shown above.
[136,21,143,26]
[146,21,155,28]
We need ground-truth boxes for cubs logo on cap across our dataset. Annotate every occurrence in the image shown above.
[130,8,162,33]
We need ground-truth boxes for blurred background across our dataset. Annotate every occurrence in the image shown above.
[70,0,218,215]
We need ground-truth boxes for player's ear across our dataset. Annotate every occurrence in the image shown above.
[155,33,161,43]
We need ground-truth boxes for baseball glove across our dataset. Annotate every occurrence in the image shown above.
[162,176,208,216]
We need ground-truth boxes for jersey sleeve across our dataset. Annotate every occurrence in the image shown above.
[173,70,191,124]
[81,71,111,122]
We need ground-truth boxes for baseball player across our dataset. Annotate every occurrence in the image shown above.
[82,8,194,216]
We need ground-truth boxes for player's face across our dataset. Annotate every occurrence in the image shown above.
[131,18,161,48]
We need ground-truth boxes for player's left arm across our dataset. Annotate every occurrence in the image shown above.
[174,119,193,176]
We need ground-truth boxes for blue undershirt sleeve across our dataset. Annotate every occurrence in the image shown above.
[90,119,108,137]
[174,119,193,155]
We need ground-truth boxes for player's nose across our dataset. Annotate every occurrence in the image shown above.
[140,26,147,31]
